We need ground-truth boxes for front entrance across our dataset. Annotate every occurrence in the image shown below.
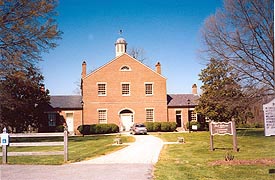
[176,110,182,127]
[119,109,134,131]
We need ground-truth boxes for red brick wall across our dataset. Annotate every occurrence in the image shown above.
[82,54,168,126]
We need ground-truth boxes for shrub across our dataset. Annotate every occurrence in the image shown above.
[153,122,161,132]
[77,124,119,135]
[55,125,64,132]
[144,122,154,132]
[144,122,177,132]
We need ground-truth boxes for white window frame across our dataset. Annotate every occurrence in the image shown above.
[97,82,107,96]
[145,82,154,96]
[98,109,107,124]
[120,65,131,71]
[145,108,154,122]
[121,82,130,96]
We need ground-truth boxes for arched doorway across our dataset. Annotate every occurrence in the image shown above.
[119,109,134,131]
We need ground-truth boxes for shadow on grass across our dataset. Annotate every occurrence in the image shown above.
[237,128,265,137]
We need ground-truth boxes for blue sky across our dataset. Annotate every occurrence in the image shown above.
[40,0,222,95]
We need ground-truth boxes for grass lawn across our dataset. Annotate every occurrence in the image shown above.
[0,134,134,165]
[153,129,275,180]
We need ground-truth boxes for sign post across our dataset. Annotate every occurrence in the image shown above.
[1,127,9,164]
[209,121,238,152]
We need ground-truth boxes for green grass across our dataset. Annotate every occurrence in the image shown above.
[0,134,134,165]
[153,129,275,180]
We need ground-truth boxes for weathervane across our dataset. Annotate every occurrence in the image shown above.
[119,29,123,37]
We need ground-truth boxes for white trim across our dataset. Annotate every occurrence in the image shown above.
[118,108,135,115]
[83,53,167,80]
[120,65,132,71]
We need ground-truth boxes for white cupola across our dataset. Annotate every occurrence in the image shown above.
[115,37,127,57]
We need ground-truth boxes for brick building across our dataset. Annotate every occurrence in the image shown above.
[48,37,199,134]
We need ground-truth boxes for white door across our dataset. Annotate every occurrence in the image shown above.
[66,113,74,134]
[121,114,133,131]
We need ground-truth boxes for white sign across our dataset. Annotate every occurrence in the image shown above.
[263,98,275,136]
[1,133,9,145]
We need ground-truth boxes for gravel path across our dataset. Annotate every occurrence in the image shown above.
[74,134,163,164]
[0,134,163,180]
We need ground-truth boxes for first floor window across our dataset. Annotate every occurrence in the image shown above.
[146,108,154,122]
[98,109,107,124]
[48,113,57,126]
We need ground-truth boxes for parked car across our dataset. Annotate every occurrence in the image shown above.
[130,123,147,135]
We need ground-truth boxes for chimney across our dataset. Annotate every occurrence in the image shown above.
[155,62,161,74]
[81,61,86,78]
[192,84,198,95]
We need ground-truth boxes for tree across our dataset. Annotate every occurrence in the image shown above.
[195,58,251,122]
[0,0,61,124]
[201,0,274,97]
[1,65,50,132]
[128,47,147,63]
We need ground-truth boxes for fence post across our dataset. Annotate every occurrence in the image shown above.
[64,129,68,162]
[2,145,7,164]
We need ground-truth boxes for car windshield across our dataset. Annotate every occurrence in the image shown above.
[136,124,145,127]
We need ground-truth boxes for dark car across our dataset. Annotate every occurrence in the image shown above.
[130,123,147,135]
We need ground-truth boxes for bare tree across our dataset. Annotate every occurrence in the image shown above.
[201,0,274,96]
[128,47,147,63]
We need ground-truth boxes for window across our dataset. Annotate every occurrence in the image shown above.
[146,108,154,122]
[145,83,153,95]
[190,110,197,121]
[98,109,107,124]
[120,66,131,71]
[98,83,106,96]
[121,83,130,96]
[48,113,56,126]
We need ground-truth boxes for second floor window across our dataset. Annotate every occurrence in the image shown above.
[98,83,106,96]
[145,83,153,95]
[122,83,130,96]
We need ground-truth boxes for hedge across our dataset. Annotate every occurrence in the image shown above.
[77,124,119,135]
[144,122,177,132]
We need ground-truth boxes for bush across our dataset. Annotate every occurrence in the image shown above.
[77,124,119,135]
[55,125,64,132]
[153,122,161,132]
[144,122,154,132]
[144,122,177,132]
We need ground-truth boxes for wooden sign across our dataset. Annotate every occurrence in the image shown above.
[263,98,275,136]
[210,122,233,135]
[209,121,238,152]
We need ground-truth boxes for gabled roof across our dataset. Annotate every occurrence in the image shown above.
[83,53,167,80]
[49,95,82,109]
[167,94,199,107]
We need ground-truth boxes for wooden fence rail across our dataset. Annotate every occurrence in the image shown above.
[1,131,68,164]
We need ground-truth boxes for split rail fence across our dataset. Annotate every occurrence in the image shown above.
[0,131,68,164]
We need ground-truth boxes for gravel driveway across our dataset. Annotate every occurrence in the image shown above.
[0,134,163,180]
